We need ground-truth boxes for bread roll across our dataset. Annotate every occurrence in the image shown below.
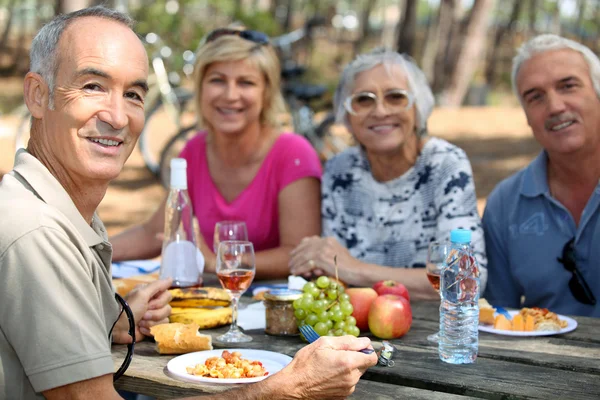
[150,323,213,354]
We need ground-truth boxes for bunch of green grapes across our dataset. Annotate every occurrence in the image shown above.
[293,276,360,337]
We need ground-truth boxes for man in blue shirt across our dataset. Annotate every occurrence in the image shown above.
[483,34,600,317]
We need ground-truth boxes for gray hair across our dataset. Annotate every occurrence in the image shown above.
[30,5,134,108]
[333,48,435,137]
[511,34,600,102]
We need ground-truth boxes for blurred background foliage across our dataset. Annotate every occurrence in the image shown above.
[1,0,600,113]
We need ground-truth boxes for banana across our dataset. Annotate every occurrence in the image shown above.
[169,307,232,329]
[169,287,231,308]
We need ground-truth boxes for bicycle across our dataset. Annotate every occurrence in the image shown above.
[155,19,348,188]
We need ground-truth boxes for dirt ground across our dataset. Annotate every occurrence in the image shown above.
[0,106,539,237]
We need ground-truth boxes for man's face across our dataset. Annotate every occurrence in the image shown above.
[516,49,600,156]
[39,16,148,182]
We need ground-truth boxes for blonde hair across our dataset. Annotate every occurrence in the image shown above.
[193,34,286,129]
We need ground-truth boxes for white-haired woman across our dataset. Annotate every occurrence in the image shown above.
[290,49,486,299]
[111,29,322,280]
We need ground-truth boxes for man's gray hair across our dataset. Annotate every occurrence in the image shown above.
[511,34,600,102]
[333,48,435,137]
[30,5,134,108]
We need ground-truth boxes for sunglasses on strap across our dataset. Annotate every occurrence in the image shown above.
[205,28,270,45]
[557,238,596,305]
[109,293,136,381]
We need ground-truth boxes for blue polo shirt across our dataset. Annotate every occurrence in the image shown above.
[482,151,600,317]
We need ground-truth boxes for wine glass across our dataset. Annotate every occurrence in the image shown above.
[213,221,248,253]
[426,240,449,342]
[215,240,256,343]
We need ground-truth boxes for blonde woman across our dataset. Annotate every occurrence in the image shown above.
[111,29,322,279]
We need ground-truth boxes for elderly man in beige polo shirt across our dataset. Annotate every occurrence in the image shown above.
[0,5,376,400]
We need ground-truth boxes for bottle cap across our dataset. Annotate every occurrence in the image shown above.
[263,289,303,302]
[450,229,471,244]
[170,158,187,189]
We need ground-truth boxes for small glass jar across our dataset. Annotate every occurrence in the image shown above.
[263,289,303,336]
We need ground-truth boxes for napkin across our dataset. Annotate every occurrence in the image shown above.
[238,302,267,331]
[112,260,161,278]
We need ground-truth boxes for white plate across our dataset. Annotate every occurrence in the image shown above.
[478,310,577,336]
[166,349,292,384]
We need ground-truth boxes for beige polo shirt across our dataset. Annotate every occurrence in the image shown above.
[0,150,120,399]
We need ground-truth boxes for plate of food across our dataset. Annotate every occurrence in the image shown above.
[166,349,292,384]
[478,300,577,336]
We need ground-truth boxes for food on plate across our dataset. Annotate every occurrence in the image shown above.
[113,273,159,296]
[493,314,512,330]
[520,307,567,331]
[478,298,496,325]
[487,306,568,332]
[169,287,231,307]
[151,323,213,354]
[169,307,232,329]
[186,350,268,379]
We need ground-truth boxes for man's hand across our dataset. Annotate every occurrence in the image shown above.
[112,278,172,344]
[276,336,378,399]
[289,236,360,282]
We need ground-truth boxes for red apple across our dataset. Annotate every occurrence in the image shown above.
[346,287,378,331]
[373,280,410,302]
[368,294,412,339]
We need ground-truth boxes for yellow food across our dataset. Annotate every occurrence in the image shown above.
[151,323,213,354]
[186,350,268,379]
[169,287,231,308]
[493,314,512,330]
[169,307,232,329]
[478,298,496,325]
[512,314,524,331]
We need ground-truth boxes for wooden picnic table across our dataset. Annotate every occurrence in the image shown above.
[112,298,600,399]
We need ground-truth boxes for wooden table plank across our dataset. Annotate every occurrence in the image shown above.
[113,342,481,399]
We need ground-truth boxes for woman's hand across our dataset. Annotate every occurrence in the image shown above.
[289,236,362,284]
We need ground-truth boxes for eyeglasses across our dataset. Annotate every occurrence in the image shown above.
[205,28,270,45]
[557,238,596,305]
[344,89,414,117]
[109,293,136,381]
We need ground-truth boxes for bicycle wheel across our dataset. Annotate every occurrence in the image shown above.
[314,112,350,162]
[139,87,195,176]
[158,124,198,188]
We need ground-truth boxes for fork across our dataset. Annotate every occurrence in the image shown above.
[495,306,513,320]
[298,325,375,354]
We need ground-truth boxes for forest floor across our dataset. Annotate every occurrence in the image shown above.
[0,96,539,237]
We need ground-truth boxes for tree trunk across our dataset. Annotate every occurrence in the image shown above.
[353,0,377,56]
[432,0,461,92]
[420,3,442,83]
[0,0,17,52]
[575,0,586,42]
[485,0,523,86]
[549,0,562,34]
[594,0,600,53]
[55,0,90,13]
[440,0,496,107]
[528,0,538,36]
[396,0,418,55]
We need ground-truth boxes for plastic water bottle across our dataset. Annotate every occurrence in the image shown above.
[160,158,204,287]
[439,229,480,364]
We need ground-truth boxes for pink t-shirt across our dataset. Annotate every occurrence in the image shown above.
[179,132,322,252]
